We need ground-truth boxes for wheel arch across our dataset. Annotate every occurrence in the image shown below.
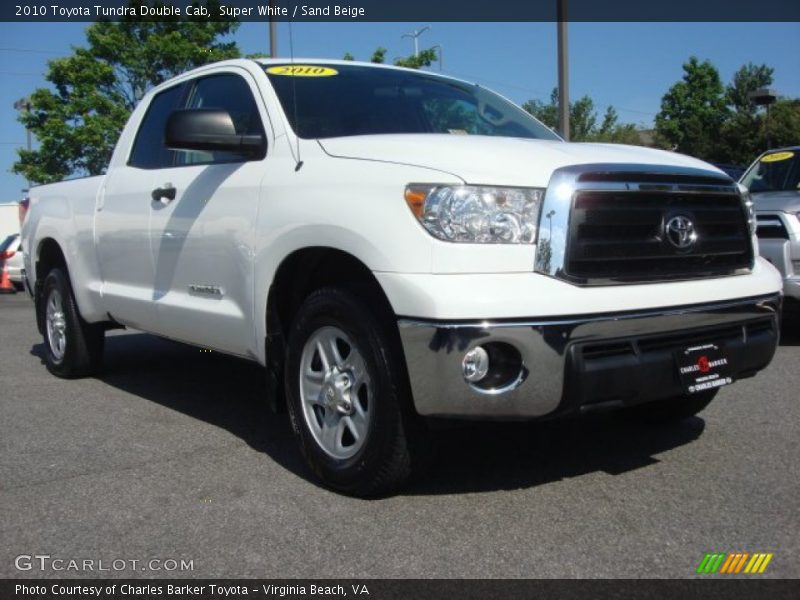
[33,237,69,333]
[35,237,68,278]
[264,246,403,411]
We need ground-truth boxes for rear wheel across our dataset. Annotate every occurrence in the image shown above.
[622,390,718,424]
[41,268,104,378]
[284,287,421,497]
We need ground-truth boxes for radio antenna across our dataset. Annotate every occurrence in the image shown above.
[289,20,303,171]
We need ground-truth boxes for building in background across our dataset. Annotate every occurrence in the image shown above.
[0,203,21,240]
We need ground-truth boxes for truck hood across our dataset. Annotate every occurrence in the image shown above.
[751,190,800,214]
[318,134,723,186]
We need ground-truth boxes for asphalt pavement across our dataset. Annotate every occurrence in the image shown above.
[1,292,798,578]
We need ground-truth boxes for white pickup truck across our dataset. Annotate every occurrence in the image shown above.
[22,59,782,496]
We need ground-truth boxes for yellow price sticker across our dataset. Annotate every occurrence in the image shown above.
[266,65,338,77]
[761,151,794,163]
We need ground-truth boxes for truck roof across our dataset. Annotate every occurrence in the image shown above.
[145,57,476,100]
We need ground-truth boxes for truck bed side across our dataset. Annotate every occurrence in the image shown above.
[22,175,107,322]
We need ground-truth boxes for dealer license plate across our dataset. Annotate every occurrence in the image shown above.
[676,343,733,394]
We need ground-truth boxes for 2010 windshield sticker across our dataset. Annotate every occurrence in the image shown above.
[266,65,338,77]
[761,151,794,163]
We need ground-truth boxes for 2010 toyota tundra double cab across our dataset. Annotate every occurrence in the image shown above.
[21,59,783,496]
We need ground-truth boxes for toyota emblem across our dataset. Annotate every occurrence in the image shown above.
[665,215,697,250]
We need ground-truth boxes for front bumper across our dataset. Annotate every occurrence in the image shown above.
[398,294,781,419]
[7,264,23,284]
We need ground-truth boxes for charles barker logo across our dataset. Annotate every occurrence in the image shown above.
[679,355,728,375]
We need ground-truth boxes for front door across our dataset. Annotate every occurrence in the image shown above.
[147,71,268,356]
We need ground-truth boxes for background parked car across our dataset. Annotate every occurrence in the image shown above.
[0,233,24,291]
[741,147,800,311]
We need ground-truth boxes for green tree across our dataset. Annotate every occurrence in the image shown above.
[370,47,387,64]
[719,97,800,164]
[13,0,240,184]
[654,56,729,160]
[654,58,797,164]
[766,99,800,150]
[342,46,437,69]
[522,88,642,143]
[593,106,642,144]
[521,94,557,131]
[717,63,775,164]
[727,63,774,114]
[569,96,597,141]
[393,48,438,69]
[718,112,763,165]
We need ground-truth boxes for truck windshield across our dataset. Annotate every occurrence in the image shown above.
[264,63,560,141]
[741,150,800,193]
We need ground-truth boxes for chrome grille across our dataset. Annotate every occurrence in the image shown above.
[563,183,752,283]
[535,165,755,285]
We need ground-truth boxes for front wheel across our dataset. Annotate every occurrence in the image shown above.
[284,287,420,497]
[41,268,104,378]
[622,390,718,424]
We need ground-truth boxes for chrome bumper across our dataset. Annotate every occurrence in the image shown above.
[398,294,781,419]
[758,238,800,300]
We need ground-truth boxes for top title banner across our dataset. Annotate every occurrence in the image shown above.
[4,0,800,22]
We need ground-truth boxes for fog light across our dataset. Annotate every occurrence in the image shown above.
[462,346,490,382]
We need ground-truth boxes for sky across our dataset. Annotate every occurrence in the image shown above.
[0,21,799,201]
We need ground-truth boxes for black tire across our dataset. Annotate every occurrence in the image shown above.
[40,268,104,378]
[284,286,422,497]
[622,390,718,424]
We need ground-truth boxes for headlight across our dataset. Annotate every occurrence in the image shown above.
[405,185,544,243]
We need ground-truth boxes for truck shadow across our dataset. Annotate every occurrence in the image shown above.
[30,331,705,496]
[407,416,703,495]
[779,314,800,346]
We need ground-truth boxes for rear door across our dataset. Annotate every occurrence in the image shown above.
[147,70,269,356]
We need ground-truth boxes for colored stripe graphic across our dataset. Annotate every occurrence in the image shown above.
[758,553,773,573]
[696,553,713,573]
[719,554,735,573]
[698,553,726,574]
[724,553,745,573]
[701,552,774,574]
[734,553,749,573]
[744,554,761,573]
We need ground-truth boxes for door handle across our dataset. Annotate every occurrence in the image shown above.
[151,183,176,203]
